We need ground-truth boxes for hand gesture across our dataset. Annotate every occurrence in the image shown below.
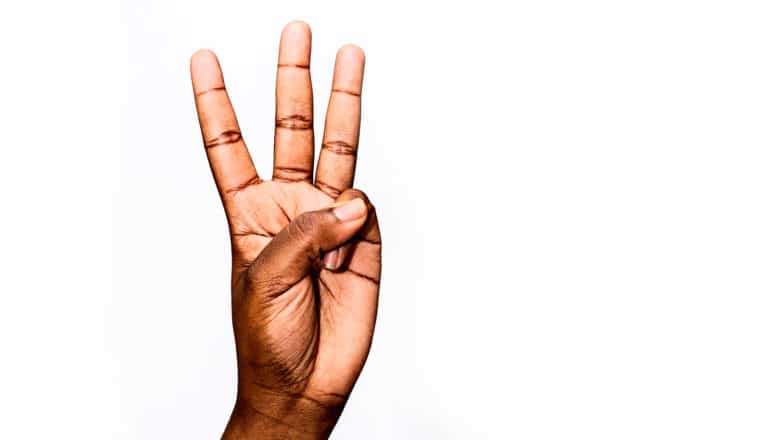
[190,21,382,439]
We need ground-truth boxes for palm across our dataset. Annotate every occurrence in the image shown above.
[190,20,381,422]
[227,181,381,400]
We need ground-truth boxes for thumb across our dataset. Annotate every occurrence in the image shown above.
[246,197,368,295]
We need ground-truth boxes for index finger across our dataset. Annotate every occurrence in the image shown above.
[191,49,260,197]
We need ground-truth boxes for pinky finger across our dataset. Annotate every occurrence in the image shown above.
[322,189,380,271]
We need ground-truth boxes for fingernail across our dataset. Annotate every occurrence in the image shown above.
[323,249,340,270]
[333,198,366,222]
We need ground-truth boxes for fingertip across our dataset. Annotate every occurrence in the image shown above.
[283,20,312,35]
[331,45,365,94]
[279,21,312,64]
[281,20,312,46]
[190,48,218,70]
[323,248,341,270]
[323,242,354,271]
[190,49,224,90]
[337,44,365,64]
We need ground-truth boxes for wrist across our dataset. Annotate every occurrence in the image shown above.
[222,387,345,440]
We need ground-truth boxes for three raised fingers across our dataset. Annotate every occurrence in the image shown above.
[192,23,365,200]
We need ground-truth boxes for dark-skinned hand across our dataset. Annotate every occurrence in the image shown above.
[190,21,382,439]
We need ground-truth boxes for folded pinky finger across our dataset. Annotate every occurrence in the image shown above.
[322,188,380,271]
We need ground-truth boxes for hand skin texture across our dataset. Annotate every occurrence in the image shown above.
[190,22,382,439]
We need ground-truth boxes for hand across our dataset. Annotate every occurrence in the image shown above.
[190,22,382,439]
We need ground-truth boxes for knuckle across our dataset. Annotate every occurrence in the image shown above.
[204,129,242,149]
[273,166,311,183]
[315,179,342,198]
[321,140,357,156]
[343,188,366,200]
[341,188,373,209]
[275,114,312,130]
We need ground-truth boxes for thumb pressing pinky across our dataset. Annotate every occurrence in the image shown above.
[246,197,368,296]
[322,189,377,271]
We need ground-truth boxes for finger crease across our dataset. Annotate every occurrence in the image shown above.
[345,268,380,285]
[278,63,310,69]
[274,177,309,183]
[232,231,273,239]
[247,380,346,410]
[276,114,313,130]
[317,275,339,303]
[322,140,357,156]
[273,166,312,182]
[204,129,242,149]
[332,88,361,97]
[224,173,262,195]
[276,203,291,223]
[195,85,226,97]
[315,179,342,198]
[234,399,319,434]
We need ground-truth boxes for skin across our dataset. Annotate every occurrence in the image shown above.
[190,22,382,439]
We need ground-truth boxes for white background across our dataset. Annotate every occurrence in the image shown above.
[1,0,769,438]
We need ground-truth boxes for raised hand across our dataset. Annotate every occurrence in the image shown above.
[190,21,381,439]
